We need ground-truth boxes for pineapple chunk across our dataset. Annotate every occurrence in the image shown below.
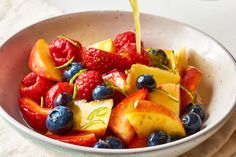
[72,99,113,137]
[125,64,180,94]
[89,38,116,53]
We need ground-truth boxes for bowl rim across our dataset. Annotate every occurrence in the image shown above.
[0,10,236,154]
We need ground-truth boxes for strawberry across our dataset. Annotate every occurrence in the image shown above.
[46,132,97,147]
[49,38,83,66]
[114,31,136,51]
[83,48,132,74]
[20,72,54,103]
[118,43,150,66]
[19,97,50,133]
[102,69,127,90]
[75,70,103,101]
[45,82,74,108]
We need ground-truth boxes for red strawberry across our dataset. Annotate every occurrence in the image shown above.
[49,38,83,66]
[20,72,54,103]
[46,132,97,147]
[75,70,103,101]
[118,43,150,66]
[114,31,136,51]
[102,69,127,90]
[83,48,132,74]
[45,82,74,108]
[19,97,50,133]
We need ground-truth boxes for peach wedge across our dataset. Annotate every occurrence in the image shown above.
[29,39,63,82]
[126,100,186,138]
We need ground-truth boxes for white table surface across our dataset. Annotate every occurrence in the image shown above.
[0,0,236,157]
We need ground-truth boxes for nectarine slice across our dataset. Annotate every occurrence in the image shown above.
[29,39,63,82]
[126,100,186,137]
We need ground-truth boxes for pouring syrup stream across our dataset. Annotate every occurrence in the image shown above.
[129,0,141,54]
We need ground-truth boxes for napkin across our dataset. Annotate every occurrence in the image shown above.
[0,0,236,157]
[181,109,236,157]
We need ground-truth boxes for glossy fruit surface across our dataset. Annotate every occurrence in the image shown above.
[28,39,63,82]
[105,136,125,149]
[109,89,148,144]
[136,74,156,91]
[20,72,54,102]
[181,112,202,135]
[128,136,147,148]
[92,85,114,100]
[63,62,84,82]
[75,70,103,101]
[102,69,127,90]
[93,140,111,149]
[118,43,149,66]
[54,92,73,107]
[46,106,73,135]
[114,31,136,51]
[186,103,206,121]
[83,47,132,73]
[19,97,50,133]
[49,38,83,66]
[180,66,202,114]
[45,82,74,108]
[147,130,171,147]
[46,132,97,147]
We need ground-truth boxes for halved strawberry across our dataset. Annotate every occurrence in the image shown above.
[45,82,74,108]
[118,43,149,66]
[83,48,132,74]
[20,72,54,103]
[109,89,149,144]
[128,135,147,148]
[102,69,127,90]
[46,132,97,147]
[19,97,50,133]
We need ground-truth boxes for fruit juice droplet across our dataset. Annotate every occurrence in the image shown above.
[129,0,141,54]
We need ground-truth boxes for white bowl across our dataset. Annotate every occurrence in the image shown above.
[0,11,236,157]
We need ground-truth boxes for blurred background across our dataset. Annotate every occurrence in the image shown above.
[0,0,236,57]
[1,0,236,56]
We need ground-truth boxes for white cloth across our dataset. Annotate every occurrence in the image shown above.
[0,0,235,157]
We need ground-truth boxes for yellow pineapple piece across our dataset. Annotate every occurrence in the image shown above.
[125,64,180,94]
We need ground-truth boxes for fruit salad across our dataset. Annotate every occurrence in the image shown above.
[19,31,206,149]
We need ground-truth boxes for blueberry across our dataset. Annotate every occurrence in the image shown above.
[63,62,84,81]
[93,140,111,149]
[147,130,171,147]
[92,85,114,100]
[148,48,168,68]
[54,92,73,107]
[186,103,206,121]
[181,112,202,135]
[105,136,125,149]
[136,74,156,91]
[46,106,73,135]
